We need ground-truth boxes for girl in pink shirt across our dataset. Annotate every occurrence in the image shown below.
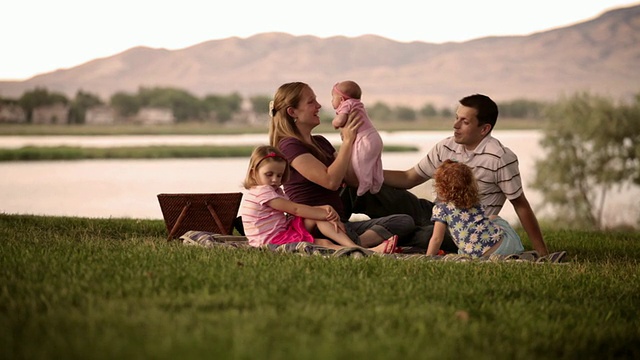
[240,145,397,253]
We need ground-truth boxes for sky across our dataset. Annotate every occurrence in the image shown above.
[2,0,638,81]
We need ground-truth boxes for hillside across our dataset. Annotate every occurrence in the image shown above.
[1,4,638,107]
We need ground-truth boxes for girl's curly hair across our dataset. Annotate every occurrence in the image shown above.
[433,159,479,209]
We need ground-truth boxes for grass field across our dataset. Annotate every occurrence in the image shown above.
[0,117,543,136]
[0,144,418,161]
[1,214,638,359]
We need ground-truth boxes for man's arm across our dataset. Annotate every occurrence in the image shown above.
[510,193,549,256]
[383,168,427,189]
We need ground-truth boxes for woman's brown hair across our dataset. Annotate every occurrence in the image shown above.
[268,82,329,162]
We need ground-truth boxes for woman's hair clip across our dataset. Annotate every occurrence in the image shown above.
[268,100,275,118]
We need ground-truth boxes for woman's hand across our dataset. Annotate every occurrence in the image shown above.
[319,205,340,222]
[316,205,344,232]
[341,111,362,144]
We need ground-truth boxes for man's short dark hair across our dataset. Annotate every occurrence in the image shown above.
[459,94,498,130]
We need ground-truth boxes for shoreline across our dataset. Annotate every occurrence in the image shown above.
[0,144,418,161]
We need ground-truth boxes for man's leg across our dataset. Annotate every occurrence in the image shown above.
[344,184,433,225]
[342,184,457,253]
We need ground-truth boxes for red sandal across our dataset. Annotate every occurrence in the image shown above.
[383,235,398,254]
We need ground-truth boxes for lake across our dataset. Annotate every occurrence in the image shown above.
[1,130,638,227]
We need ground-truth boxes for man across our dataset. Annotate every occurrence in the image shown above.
[383,94,549,256]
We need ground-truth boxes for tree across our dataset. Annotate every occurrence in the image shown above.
[368,101,392,122]
[420,103,438,118]
[138,87,203,122]
[623,93,640,186]
[203,92,242,123]
[531,92,640,229]
[110,92,140,117]
[18,87,68,122]
[249,95,272,116]
[500,99,547,119]
[439,107,453,118]
[0,96,18,105]
[394,105,416,122]
[68,90,103,124]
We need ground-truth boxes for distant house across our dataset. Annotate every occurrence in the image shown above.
[238,98,260,125]
[85,105,116,125]
[225,98,266,127]
[0,103,26,123]
[134,107,175,125]
[32,103,69,124]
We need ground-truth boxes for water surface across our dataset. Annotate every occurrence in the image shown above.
[1,131,637,227]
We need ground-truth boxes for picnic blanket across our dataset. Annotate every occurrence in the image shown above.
[179,230,568,263]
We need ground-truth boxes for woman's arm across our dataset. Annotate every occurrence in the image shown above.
[290,114,362,191]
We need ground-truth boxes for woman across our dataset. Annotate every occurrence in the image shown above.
[268,82,415,249]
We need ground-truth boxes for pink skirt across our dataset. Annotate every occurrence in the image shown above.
[269,216,315,245]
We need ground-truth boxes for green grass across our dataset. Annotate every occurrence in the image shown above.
[0,123,270,136]
[0,145,256,161]
[0,117,543,136]
[0,144,418,161]
[1,213,639,359]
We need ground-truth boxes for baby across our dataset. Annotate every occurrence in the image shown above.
[331,80,383,196]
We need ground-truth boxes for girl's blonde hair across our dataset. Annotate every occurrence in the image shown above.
[268,82,329,162]
[433,159,479,209]
[242,145,290,189]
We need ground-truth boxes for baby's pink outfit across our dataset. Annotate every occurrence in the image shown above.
[333,99,383,196]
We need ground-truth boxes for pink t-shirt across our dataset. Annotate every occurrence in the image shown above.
[332,99,375,132]
[240,185,291,247]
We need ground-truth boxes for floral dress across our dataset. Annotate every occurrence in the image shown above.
[431,202,503,257]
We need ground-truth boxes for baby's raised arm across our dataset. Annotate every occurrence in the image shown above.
[332,113,348,129]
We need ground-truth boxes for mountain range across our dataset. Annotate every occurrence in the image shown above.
[1,4,638,108]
